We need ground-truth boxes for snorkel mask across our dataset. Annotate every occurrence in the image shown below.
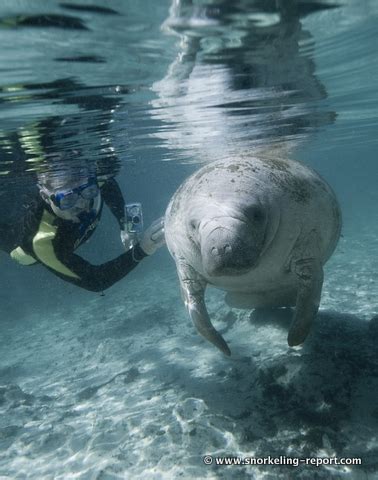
[37,158,101,222]
[38,171,101,223]
[48,177,99,210]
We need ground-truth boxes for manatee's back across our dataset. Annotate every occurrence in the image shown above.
[265,156,342,263]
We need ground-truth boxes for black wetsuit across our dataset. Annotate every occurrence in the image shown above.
[8,178,147,292]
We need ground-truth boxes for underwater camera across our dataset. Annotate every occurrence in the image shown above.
[125,203,144,233]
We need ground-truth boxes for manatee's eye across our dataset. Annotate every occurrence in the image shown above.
[189,219,198,231]
[253,208,265,222]
[245,206,265,222]
[188,219,199,244]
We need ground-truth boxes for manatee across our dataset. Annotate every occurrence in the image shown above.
[164,156,342,356]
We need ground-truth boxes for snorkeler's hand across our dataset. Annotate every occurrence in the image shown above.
[120,229,138,250]
[139,217,165,255]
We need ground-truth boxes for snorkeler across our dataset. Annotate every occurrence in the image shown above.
[6,163,165,292]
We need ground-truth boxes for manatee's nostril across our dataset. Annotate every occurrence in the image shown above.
[224,244,232,254]
[211,244,232,256]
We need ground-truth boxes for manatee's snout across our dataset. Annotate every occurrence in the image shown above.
[201,223,259,277]
[206,239,238,276]
[211,243,232,257]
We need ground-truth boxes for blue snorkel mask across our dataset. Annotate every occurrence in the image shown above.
[48,177,99,210]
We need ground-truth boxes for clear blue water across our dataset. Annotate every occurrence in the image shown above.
[0,1,378,479]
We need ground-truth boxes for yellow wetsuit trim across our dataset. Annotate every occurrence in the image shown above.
[33,210,80,279]
[10,246,37,265]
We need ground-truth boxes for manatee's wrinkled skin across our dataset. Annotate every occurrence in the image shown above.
[164,156,342,356]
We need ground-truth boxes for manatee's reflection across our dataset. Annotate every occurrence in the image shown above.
[152,0,338,162]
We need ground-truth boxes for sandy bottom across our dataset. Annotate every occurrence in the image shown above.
[0,222,377,479]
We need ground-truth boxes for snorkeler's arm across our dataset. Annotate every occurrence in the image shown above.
[51,244,147,291]
[36,240,147,292]
[31,208,147,291]
[100,177,126,229]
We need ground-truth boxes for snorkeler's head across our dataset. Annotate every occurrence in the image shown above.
[38,164,100,222]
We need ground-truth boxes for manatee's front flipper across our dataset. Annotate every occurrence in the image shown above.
[177,261,231,356]
[288,231,324,346]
